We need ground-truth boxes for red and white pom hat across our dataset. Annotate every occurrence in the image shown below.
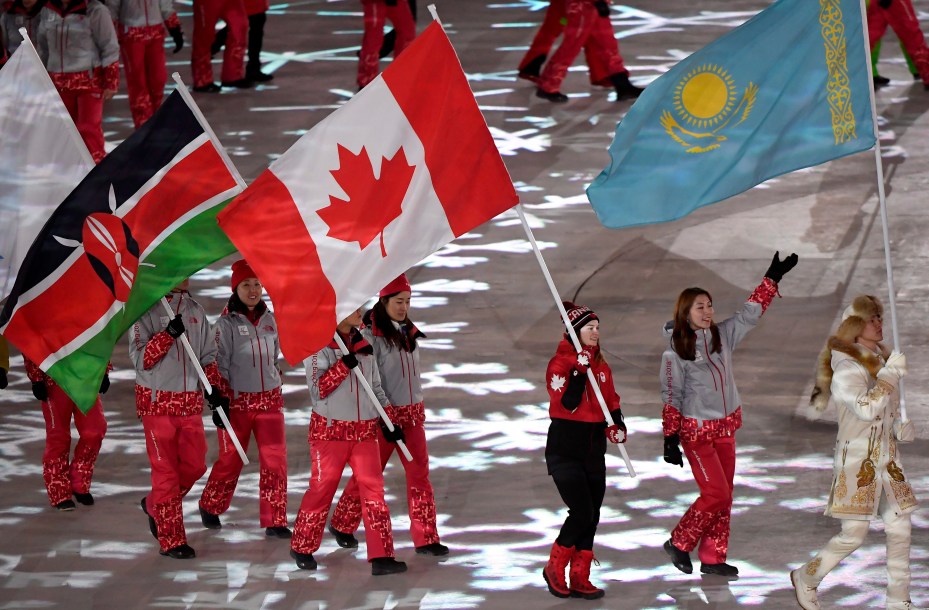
[379,274,412,297]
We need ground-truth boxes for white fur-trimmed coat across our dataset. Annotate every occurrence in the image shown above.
[823,341,917,521]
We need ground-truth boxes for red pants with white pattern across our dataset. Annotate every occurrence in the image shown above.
[868,0,929,84]
[141,413,207,551]
[192,0,247,87]
[537,0,626,94]
[199,409,287,528]
[292,437,395,560]
[58,89,106,163]
[121,37,167,128]
[519,0,610,85]
[331,409,440,547]
[671,436,736,564]
[357,0,416,88]
[41,385,107,506]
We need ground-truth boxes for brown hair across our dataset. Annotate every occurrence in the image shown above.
[671,287,721,360]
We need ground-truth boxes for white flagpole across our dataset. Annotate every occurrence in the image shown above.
[516,206,636,477]
[160,297,250,464]
[171,73,248,191]
[333,333,415,462]
[856,0,907,420]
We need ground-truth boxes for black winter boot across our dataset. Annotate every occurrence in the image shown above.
[371,557,408,575]
[519,54,546,82]
[536,88,568,103]
[610,71,644,101]
[73,491,94,506]
[664,539,693,574]
[199,505,222,529]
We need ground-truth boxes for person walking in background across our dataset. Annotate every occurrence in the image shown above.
[36,0,119,162]
[357,0,415,90]
[190,0,249,92]
[660,252,798,578]
[535,0,642,103]
[198,260,290,538]
[107,0,183,128]
[542,301,625,600]
[330,274,448,557]
[792,295,917,610]
[209,0,272,82]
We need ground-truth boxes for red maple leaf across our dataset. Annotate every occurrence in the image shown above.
[318,144,416,257]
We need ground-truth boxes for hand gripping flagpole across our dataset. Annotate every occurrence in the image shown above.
[160,297,249,464]
[856,0,907,421]
[515,205,635,477]
[332,333,415,462]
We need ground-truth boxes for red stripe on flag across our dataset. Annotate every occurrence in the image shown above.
[123,142,237,251]
[4,257,116,363]
[382,23,518,237]
[217,170,338,364]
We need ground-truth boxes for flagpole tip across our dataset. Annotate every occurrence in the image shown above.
[427,4,442,25]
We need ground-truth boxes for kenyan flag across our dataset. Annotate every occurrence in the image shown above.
[0,90,244,411]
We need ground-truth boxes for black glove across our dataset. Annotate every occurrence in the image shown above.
[32,381,48,401]
[879,0,892,8]
[168,26,184,54]
[560,369,587,412]
[380,420,405,443]
[763,250,798,283]
[0,368,7,390]
[663,434,684,467]
[205,387,231,429]
[610,408,626,432]
[341,353,358,369]
[594,0,610,17]
[165,314,185,339]
[385,0,397,6]
[99,374,110,395]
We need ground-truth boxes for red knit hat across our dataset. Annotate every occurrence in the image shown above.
[563,301,598,335]
[379,274,412,297]
[230,259,257,291]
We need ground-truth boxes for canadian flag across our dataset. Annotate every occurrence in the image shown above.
[218,22,518,363]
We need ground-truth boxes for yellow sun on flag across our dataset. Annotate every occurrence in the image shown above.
[673,64,737,130]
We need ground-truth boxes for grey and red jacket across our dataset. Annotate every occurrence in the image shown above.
[0,0,45,63]
[129,291,219,417]
[660,277,778,443]
[545,339,621,462]
[304,326,389,425]
[359,313,425,408]
[106,0,179,43]
[36,0,119,91]
[214,300,283,412]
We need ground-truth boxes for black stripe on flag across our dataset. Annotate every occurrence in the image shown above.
[0,91,204,327]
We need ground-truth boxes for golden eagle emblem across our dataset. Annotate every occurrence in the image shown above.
[660,64,757,153]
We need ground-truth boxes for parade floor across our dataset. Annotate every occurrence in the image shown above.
[1,1,928,608]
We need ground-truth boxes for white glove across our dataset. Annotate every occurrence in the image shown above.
[894,419,916,443]
[877,351,907,388]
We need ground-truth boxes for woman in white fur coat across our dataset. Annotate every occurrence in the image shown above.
[792,295,917,610]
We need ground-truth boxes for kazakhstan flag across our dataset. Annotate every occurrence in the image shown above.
[586,0,875,229]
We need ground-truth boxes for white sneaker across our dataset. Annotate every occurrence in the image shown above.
[790,569,821,610]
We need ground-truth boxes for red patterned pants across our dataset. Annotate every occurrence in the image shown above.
[292,437,394,560]
[331,409,439,547]
[41,385,107,505]
[537,0,626,93]
[519,0,609,85]
[57,88,106,163]
[141,413,207,551]
[357,0,416,88]
[199,409,287,528]
[868,0,929,84]
[121,36,167,128]
[671,436,735,564]
[192,0,247,87]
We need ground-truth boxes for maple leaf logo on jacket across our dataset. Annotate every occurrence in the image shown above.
[318,144,416,257]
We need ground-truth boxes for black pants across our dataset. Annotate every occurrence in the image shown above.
[549,458,605,552]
